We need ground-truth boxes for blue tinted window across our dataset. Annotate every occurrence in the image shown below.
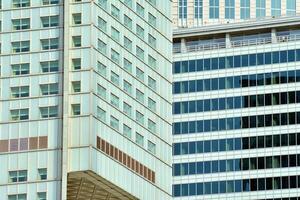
[219,139,226,151]
[234,76,241,87]
[265,52,271,64]
[220,181,226,193]
[189,183,196,195]
[182,163,188,175]
[189,60,196,72]
[189,121,196,133]
[204,140,211,152]
[182,102,188,113]
[173,164,180,176]
[173,185,181,197]
[212,140,219,151]
[243,180,250,191]
[197,59,203,71]
[241,54,248,67]
[204,120,211,132]
[219,77,226,90]
[182,61,188,72]
[234,56,241,67]
[272,51,279,63]
[227,138,234,150]
[189,162,196,175]
[182,184,189,196]
[174,62,181,73]
[173,102,180,114]
[182,81,188,93]
[212,182,219,194]
[211,99,218,110]
[219,57,225,69]
[212,160,219,172]
[204,99,210,111]
[219,118,226,130]
[257,53,264,65]
[234,117,242,129]
[196,80,203,92]
[234,159,241,171]
[174,49,300,75]
[182,142,188,154]
[189,80,196,92]
[226,56,233,68]
[196,141,203,153]
[173,82,180,94]
[288,50,295,62]
[235,180,242,192]
[219,98,226,110]
[204,182,212,194]
[204,162,211,173]
[212,119,218,131]
[197,162,203,174]
[280,50,287,63]
[212,78,218,90]
[189,101,196,113]
[197,121,203,132]
[219,160,226,172]
[234,96,241,108]
[204,58,211,70]
[296,50,300,61]
[197,100,203,112]
[197,183,203,195]
[249,54,257,66]
[173,123,180,134]
[189,141,196,154]
[212,58,218,70]
[226,76,234,89]
[226,159,234,171]
[173,143,181,155]
[235,138,242,149]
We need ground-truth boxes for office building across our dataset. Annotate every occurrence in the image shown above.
[173,0,299,28]
[0,0,172,199]
[172,16,300,199]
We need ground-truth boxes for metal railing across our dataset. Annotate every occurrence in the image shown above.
[173,33,300,54]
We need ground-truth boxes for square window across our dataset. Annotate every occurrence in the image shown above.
[72,13,81,25]
[72,36,81,47]
[72,104,81,115]
[72,81,81,93]
[72,58,81,70]
[38,168,47,180]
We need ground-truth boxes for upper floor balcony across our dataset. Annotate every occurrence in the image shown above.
[173,16,300,54]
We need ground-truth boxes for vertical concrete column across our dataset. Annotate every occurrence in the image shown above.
[271,28,277,43]
[62,0,70,199]
[265,0,271,17]
[235,0,241,22]
[202,0,209,25]
[226,33,231,48]
[219,0,225,24]
[173,0,179,28]
[187,0,194,27]
[250,0,256,19]
[282,0,287,16]
[297,0,300,15]
[181,38,187,53]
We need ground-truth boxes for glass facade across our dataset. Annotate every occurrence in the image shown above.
[173,0,300,28]
[173,19,300,199]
